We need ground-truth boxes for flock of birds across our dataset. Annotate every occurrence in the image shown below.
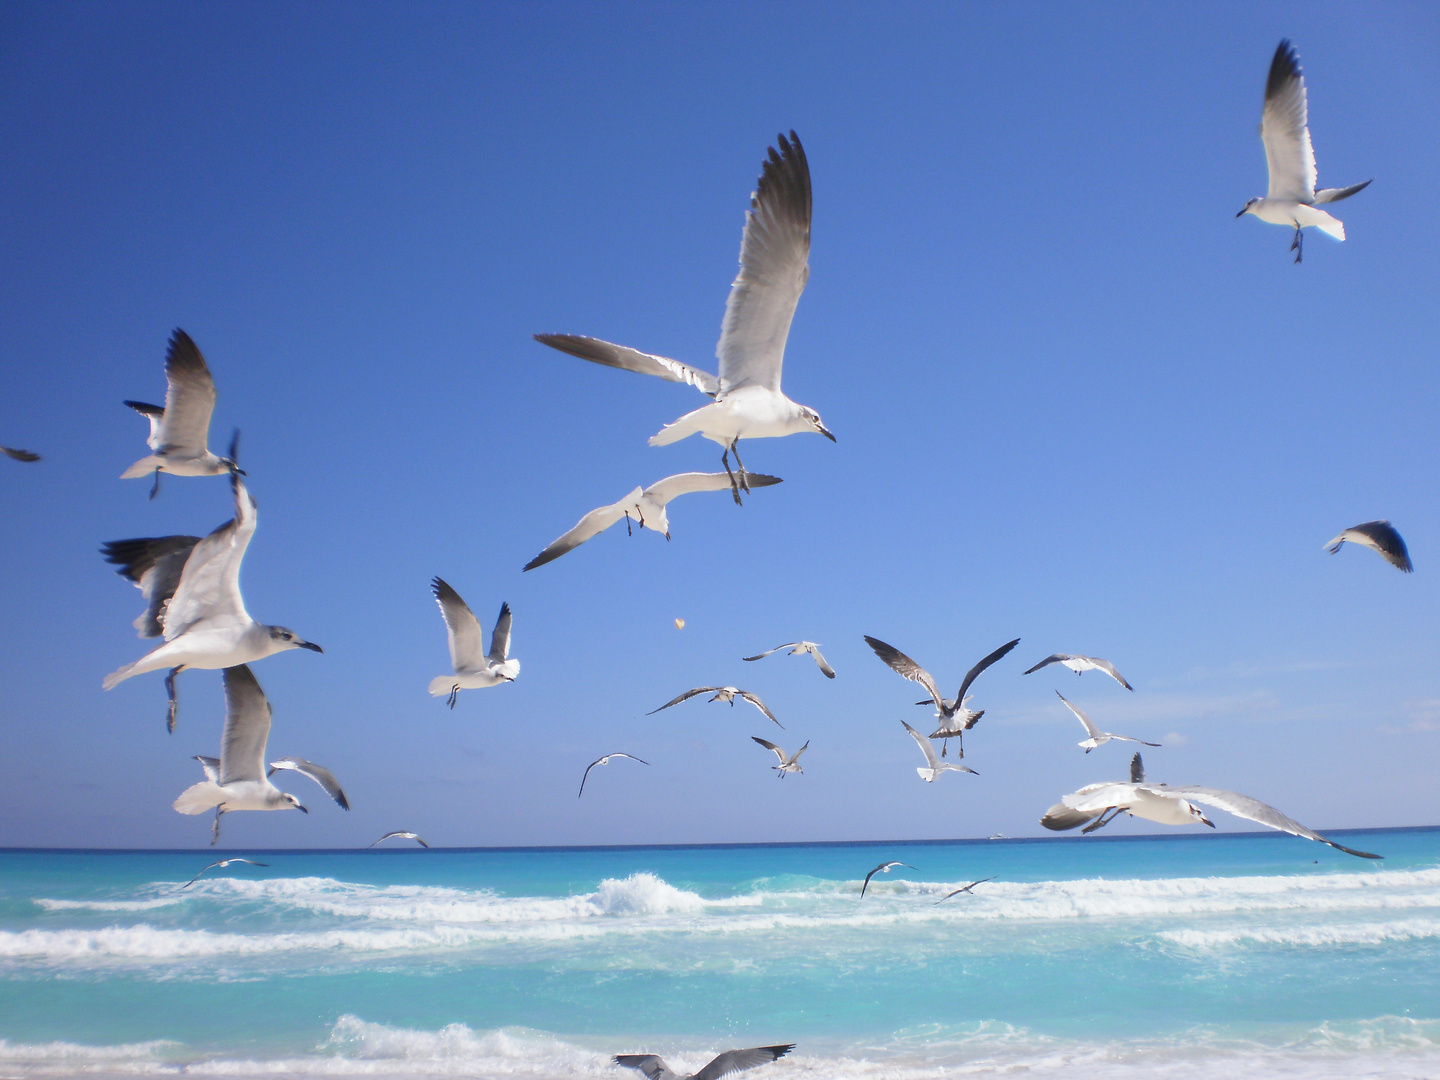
[0,37,1416,1076]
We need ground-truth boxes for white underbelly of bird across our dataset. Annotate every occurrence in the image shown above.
[649,386,817,447]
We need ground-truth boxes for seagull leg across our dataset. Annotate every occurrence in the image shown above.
[149,468,162,500]
[625,512,632,537]
[1082,808,1119,834]
[1291,224,1303,264]
[447,684,459,710]
[211,808,224,846]
[164,667,182,734]
[729,439,751,493]
[721,446,743,506]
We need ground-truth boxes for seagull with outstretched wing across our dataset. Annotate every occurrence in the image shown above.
[579,753,651,797]
[1324,520,1413,573]
[428,578,518,707]
[866,636,1019,756]
[2,446,40,462]
[179,858,268,889]
[860,860,916,898]
[267,757,350,810]
[935,877,995,904]
[1024,653,1133,691]
[902,721,976,782]
[648,687,782,728]
[613,1043,795,1080]
[371,831,429,848]
[752,737,807,777]
[743,641,835,679]
[1055,692,1160,754]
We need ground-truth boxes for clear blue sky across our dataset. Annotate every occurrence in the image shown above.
[1,2,1436,848]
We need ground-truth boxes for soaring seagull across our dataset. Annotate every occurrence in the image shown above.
[743,641,835,679]
[371,831,429,848]
[579,753,651,797]
[524,472,781,571]
[179,858,268,890]
[866,636,1019,756]
[536,132,832,504]
[935,877,996,904]
[1237,40,1371,263]
[1054,691,1160,754]
[902,721,977,782]
[102,469,321,730]
[1023,653,1133,691]
[1324,520,1413,573]
[614,1044,795,1080]
[648,687,782,728]
[2,446,40,462]
[860,860,916,898]
[1040,753,1382,859]
[428,578,518,707]
[752,737,807,777]
[121,329,241,497]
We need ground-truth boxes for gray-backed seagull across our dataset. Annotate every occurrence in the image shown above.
[371,831,429,848]
[752,737,807,777]
[1238,40,1371,263]
[524,472,781,571]
[102,470,321,730]
[1024,653,1133,690]
[121,329,241,497]
[614,1044,795,1080]
[2,446,40,462]
[648,686,782,728]
[429,578,518,707]
[1055,691,1160,754]
[935,877,996,904]
[744,641,835,679]
[866,636,1019,756]
[579,753,651,797]
[179,858,268,890]
[1325,520,1413,573]
[902,721,977,782]
[1041,752,1382,859]
[536,132,832,504]
[860,860,916,898]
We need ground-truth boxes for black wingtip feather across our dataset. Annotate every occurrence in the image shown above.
[1267,39,1301,100]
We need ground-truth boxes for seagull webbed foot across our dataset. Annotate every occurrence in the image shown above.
[164,667,181,734]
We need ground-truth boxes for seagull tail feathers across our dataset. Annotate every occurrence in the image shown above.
[174,781,225,815]
[120,455,165,480]
[102,662,139,690]
[647,403,716,447]
[428,675,458,698]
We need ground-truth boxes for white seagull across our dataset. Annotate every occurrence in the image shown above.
[902,720,977,782]
[752,736,807,777]
[579,753,651,797]
[524,472,781,571]
[371,831,429,848]
[2,446,40,462]
[121,329,241,497]
[1023,653,1133,691]
[743,641,835,679]
[866,636,1019,756]
[1324,520,1413,573]
[428,578,518,707]
[179,857,268,890]
[101,471,322,730]
[1040,753,1382,859]
[1238,40,1371,263]
[614,1044,795,1080]
[860,860,916,898]
[648,686,782,728]
[174,664,311,844]
[934,877,996,904]
[1055,691,1160,754]
[536,131,832,504]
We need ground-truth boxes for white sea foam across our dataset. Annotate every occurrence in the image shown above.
[1160,918,1440,949]
[34,895,184,913]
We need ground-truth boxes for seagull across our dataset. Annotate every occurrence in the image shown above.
[860,860,916,898]
[743,641,835,679]
[428,578,518,708]
[101,469,322,730]
[752,736,807,777]
[535,132,832,505]
[866,636,1019,756]
[934,877,995,904]
[1023,653,1133,691]
[121,329,241,497]
[179,857,268,890]
[2,446,40,462]
[1054,691,1160,754]
[579,753,651,797]
[266,758,350,810]
[173,664,311,844]
[1040,753,1382,859]
[370,831,429,848]
[1324,520,1413,573]
[902,721,976,782]
[648,687,782,727]
[1238,40,1371,263]
[614,1044,795,1080]
[524,472,781,571]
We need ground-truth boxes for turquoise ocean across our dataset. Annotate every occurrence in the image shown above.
[2,829,1438,1078]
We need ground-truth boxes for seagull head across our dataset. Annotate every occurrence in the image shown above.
[1183,801,1213,828]
[283,793,308,814]
[1236,197,1260,218]
[800,406,836,442]
[268,625,323,653]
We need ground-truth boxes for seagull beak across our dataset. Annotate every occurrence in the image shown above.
[298,640,323,653]
[1235,207,1249,218]
[1200,814,1214,828]
[296,804,309,814]
[816,422,836,442]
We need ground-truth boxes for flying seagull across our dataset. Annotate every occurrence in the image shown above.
[614,1044,795,1080]
[121,329,241,497]
[1023,653,1133,691]
[579,753,651,797]
[860,860,916,898]
[866,636,1019,756]
[371,831,429,848]
[648,687,782,728]
[1324,520,1413,573]
[1054,691,1160,754]
[752,737,807,777]
[179,857,268,890]
[428,578,518,707]
[174,664,312,844]
[267,758,350,810]
[524,472,781,571]
[2,446,40,462]
[1040,753,1382,859]
[743,641,835,679]
[902,721,976,782]
[1237,40,1371,263]
[934,877,995,904]
[102,469,322,730]
[536,132,832,504]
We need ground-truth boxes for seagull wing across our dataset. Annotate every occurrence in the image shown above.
[161,473,256,638]
[742,644,794,661]
[866,637,944,713]
[1086,657,1133,691]
[738,691,783,728]
[523,496,633,571]
[194,755,221,782]
[268,758,349,810]
[1055,691,1103,740]
[431,578,486,673]
[155,329,218,457]
[1165,786,1383,858]
[1,445,40,461]
[487,602,513,663]
[1261,40,1317,201]
[902,720,942,770]
[955,638,1020,702]
[647,688,719,714]
[716,132,810,395]
[101,534,203,637]
[808,645,836,679]
[372,831,429,847]
[644,471,783,505]
[1327,520,1413,572]
[613,1055,680,1080]
[751,736,787,763]
[1023,654,1070,676]
[534,334,718,396]
[180,861,225,889]
[693,1044,797,1080]
[1111,735,1162,747]
[1130,753,1146,783]
[219,664,272,786]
